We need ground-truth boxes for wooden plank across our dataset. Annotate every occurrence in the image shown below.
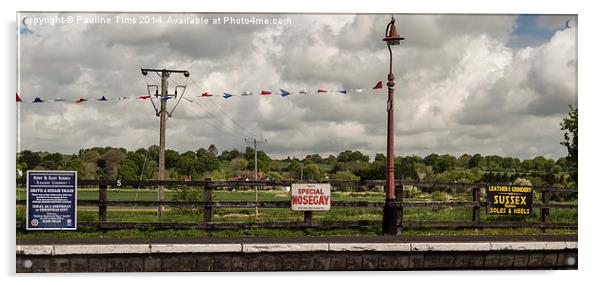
[15,199,578,209]
[16,177,578,192]
[15,219,575,230]
[403,220,578,229]
[401,201,477,208]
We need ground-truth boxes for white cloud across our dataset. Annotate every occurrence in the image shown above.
[18,13,577,159]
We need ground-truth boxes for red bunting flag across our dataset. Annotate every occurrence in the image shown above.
[201,92,213,97]
[260,90,272,95]
[139,95,151,100]
[16,93,22,102]
[372,80,383,89]
[75,98,88,104]
[317,89,328,93]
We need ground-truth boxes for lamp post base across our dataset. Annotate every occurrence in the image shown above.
[382,199,398,235]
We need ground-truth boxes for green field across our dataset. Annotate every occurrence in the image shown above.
[16,187,577,238]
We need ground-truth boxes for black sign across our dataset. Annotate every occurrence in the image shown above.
[486,185,533,216]
[26,170,77,230]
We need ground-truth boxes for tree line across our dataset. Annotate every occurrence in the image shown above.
[16,145,575,187]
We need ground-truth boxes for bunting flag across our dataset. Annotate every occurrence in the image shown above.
[373,80,383,89]
[17,79,385,104]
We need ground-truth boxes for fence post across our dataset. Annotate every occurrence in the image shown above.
[204,179,213,224]
[540,189,550,228]
[304,211,313,224]
[395,184,403,234]
[472,187,481,229]
[99,180,107,224]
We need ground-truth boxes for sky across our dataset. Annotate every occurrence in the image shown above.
[16,13,577,160]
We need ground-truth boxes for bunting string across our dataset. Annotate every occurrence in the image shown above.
[16,80,384,104]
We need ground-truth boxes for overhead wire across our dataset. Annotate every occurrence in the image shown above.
[165,76,255,139]
[187,77,258,138]
[180,101,247,140]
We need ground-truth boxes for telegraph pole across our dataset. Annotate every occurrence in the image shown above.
[245,138,267,218]
[157,71,168,216]
[141,68,189,217]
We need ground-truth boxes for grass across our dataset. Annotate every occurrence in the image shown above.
[16,187,577,239]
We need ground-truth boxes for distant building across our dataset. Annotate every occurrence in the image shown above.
[235,170,267,180]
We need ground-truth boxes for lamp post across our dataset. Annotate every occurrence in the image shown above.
[382,15,404,235]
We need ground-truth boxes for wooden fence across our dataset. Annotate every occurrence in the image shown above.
[15,179,577,232]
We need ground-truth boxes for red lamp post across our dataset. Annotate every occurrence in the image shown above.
[382,15,404,235]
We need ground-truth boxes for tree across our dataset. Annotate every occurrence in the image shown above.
[148,145,160,162]
[208,144,218,157]
[244,147,271,172]
[304,154,323,164]
[337,150,369,163]
[101,149,126,179]
[64,158,84,176]
[117,159,140,180]
[164,149,180,169]
[266,171,284,181]
[81,150,101,163]
[468,154,484,169]
[41,153,64,170]
[177,156,197,177]
[219,149,242,161]
[196,151,220,173]
[332,171,360,180]
[439,154,457,173]
[456,154,472,169]
[324,155,337,165]
[532,156,547,172]
[561,105,577,183]
[230,158,249,172]
[303,163,321,180]
[16,153,27,178]
[19,150,41,171]
[374,153,386,162]
[287,160,302,179]
[423,153,440,169]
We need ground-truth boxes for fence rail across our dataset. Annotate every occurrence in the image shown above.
[15,178,578,232]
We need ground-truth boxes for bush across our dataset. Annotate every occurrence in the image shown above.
[172,186,204,215]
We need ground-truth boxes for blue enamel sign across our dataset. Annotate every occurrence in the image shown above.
[26,170,77,230]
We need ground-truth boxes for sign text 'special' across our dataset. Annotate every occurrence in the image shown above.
[291,183,331,211]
